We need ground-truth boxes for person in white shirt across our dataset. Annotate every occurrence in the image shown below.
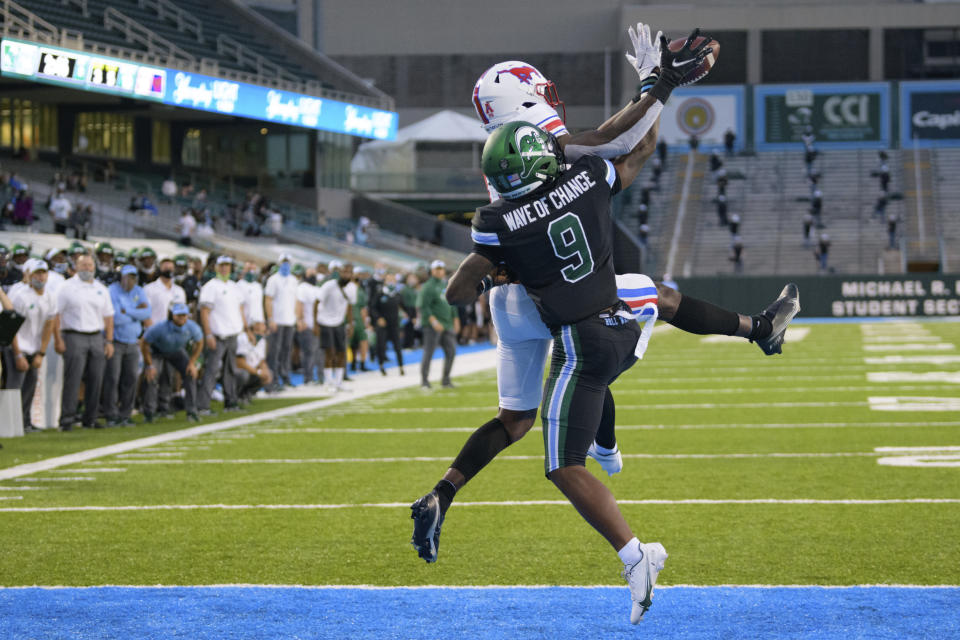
[264,253,299,387]
[3,260,56,432]
[315,262,356,390]
[49,190,73,235]
[197,255,248,414]
[54,253,114,430]
[235,328,272,403]
[237,261,265,327]
[294,265,320,384]
[178,209,196,246]
[144,258,187,327]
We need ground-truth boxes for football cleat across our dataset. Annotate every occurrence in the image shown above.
[622,542,668,623]
[587,442,623,476]
[410,491,445,563]
[755,283,800,356]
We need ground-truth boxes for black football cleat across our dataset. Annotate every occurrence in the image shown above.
[410,491,444,563]
[755,283,800,356]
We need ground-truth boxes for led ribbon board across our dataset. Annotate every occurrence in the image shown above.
[0,37,397,140]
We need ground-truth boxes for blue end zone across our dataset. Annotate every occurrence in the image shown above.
[2,586,958,639]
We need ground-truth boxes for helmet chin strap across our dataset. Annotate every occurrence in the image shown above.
[536,81,565,122]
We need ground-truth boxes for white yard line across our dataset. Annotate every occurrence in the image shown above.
[3,498,959,513]
[0,348,499,481]
[68,452,892,466]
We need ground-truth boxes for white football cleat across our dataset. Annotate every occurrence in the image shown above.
[587,441,623,476]
[622,542,668,623]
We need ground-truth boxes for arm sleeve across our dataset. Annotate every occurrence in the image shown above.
[564,100,662,162]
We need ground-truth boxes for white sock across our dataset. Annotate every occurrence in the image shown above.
[324,368,333,384]
[618,537,643,566]
[594,442,618,455]
[335,368,345,386]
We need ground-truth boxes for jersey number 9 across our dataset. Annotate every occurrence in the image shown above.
[548,212,595,283]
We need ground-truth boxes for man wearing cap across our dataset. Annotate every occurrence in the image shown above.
[3,259,56,432]
[44,248,68,296]
[197,255,248,414]
[418,260,458,389]
[54,253,114,430]
[95,242,117,286]
[264,253,299,387]
[2,244,30,288]
[235,324,272,404]
[142,303,203,422]
[144,258,187,327]
[294,265,320,384]
[103,265,151,426]
[315,262,356,391]
[137,247,159,285]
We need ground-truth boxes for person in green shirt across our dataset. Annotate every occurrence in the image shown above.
[350,268,371,372]
[418,260,459,389]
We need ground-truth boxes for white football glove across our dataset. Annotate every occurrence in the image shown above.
[625,22,662,82]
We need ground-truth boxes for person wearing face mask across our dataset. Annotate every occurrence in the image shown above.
[102,265,151,426]
[294,265,321,385]
[54,253,114,430]
[369,271,405,376]
[137,247,159,285]
[264,254,299,388]
[237,260,265,334]
[142,303,203,422]
[197,255,249,415]
[3,260,56,433]
[144,258,187,328]
[94,242,117,286]
[315,262,357,391]
[44,248,68,298]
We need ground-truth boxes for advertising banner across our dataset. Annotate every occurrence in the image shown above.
[755,82,890,150]
[658,85,746,151]
[0,37,397,140]
[676,274,960,318]
[900,80,960,148]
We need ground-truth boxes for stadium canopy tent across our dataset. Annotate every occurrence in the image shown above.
[350,110,487,191]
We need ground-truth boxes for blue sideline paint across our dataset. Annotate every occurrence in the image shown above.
[1,586,958,639]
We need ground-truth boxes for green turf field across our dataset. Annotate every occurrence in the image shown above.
[2,321,958,588]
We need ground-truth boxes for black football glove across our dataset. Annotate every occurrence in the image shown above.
[650,28,714,103]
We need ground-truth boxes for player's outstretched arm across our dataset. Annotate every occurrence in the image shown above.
[446,253,495,307]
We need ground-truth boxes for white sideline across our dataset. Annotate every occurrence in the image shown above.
[3,498,959,513]
[0,348,499,481]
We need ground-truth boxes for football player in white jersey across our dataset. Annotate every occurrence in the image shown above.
[411,25,800,566]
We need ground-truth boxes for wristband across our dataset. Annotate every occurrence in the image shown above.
[476,276,494,296]
[630,72,660,103]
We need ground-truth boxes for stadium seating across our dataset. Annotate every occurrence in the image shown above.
[931,147,960,272]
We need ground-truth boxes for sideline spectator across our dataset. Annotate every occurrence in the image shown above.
[264,253,298,387]
[197,256,247,415]
[3,260,55,432]
[144,258,187,327]
[142,303,202,422]
[724,128,736,156]
[295,265,320,385]
[350,267,372,373]
[418,260,458,389]
[237,261,265,328]
[315,262,356,391]
[401,273,421,349]
[887,210,900,250]
[12,190,33,226]
[370,271,405,376]
[236,326,272,404]
[103,265,151,426]
[54,253,114,430]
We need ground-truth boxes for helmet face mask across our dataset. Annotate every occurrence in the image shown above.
[482,121,562,200]
[473,61,565,134]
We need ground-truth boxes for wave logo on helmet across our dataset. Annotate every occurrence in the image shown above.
[497,66,536,85]
[515,125,552,179]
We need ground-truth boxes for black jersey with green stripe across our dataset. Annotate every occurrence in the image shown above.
[471,155,621,326]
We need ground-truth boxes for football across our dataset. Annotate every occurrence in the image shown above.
[668,35,720,86]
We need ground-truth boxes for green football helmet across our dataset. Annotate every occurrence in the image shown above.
[94,241,114,256]
[481,121,562,199]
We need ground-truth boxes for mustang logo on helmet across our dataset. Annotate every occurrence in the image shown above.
[485,101,495,118]
[497,66,536,85]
